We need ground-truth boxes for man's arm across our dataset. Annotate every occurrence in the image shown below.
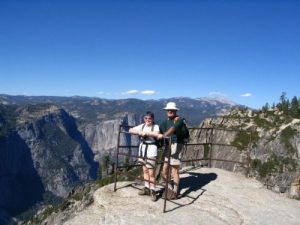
[157,120,176,139]
[164,127,176,137]
[159,117,183,138]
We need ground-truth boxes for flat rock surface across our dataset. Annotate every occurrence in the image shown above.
[63,167,300,225]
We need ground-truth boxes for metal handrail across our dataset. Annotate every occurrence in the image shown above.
[113,125,253,212]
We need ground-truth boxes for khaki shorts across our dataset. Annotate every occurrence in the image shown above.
[164,143,183,166]
[138,157,156,169]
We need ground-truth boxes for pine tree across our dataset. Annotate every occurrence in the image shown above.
[102,153,110,176]
[290,96,299,118]
[262,102,270,112]
[272,102,276,109]
[279,92,289,115]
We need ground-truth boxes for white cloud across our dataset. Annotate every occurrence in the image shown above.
[97,91,114,96]
[141,90,157,95]
[121,90,139,95]
[98,89,158,97]
[241,93,252,97]
[208,91,227,97]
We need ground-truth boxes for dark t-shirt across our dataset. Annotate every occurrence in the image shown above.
[160,117,184,143]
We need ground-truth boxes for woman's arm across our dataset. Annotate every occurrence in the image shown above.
[129,127,140,135]
[129,124,143,136]
[143,130,160,138]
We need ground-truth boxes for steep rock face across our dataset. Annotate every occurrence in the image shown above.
[15,106,98,196]
[191,109,300,197]
[81,112,139,163]
[185,124,247,173]
[0,105,98,224]
[0,131,44,221]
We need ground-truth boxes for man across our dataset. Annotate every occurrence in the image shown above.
[158,102,187,199]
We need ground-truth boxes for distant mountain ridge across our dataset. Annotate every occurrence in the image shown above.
[0,94,241,126]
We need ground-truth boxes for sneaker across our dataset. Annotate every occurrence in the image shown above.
[150,190,158,202]
[138,187,150,196]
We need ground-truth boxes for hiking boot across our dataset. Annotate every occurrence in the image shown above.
[150,190,158,202]
[162,188,177,200]
[138,187,150,196]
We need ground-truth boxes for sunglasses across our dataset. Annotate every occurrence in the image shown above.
[167,110,176,113]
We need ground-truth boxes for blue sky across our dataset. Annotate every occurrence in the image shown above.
[0,0,299,109]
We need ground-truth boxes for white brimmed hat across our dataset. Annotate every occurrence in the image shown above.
[163,102,179,111]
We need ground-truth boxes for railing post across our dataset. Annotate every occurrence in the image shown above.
[163,137,172,213]
[208,128,214,168]
[113,125,122,192]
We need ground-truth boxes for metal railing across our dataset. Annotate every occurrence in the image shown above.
[113,125,253,213]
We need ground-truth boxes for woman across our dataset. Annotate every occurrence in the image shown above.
[129,111,160,201]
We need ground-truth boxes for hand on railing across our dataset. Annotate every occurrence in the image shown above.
[157,134,164,139]
[157,134,171,139]
[123,130,170,140]
[121,130,146,136]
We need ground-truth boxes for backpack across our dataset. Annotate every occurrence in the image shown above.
[182,118,190,140]
[141,123,163,148]
[174,117,190,142]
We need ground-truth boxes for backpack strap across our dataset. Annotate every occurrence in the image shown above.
[139,124,156,160]
[174,116,187,125]
[141,123,154,132]
[141,123,145,131]
[140,124,155,144]
[174,116,180,123]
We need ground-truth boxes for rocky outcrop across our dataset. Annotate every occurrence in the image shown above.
[290,177,300,198]
[186,126,248,172]
[32,168,300,225]
[191,109,300,197]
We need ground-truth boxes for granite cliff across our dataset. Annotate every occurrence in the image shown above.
[0,104,99,224]
[190,108,300,198]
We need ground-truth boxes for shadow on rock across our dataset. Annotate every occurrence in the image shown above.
[180,172,218,198]
[163,172,218,213]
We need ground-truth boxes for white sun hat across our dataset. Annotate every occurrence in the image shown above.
[163,102,179,111]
